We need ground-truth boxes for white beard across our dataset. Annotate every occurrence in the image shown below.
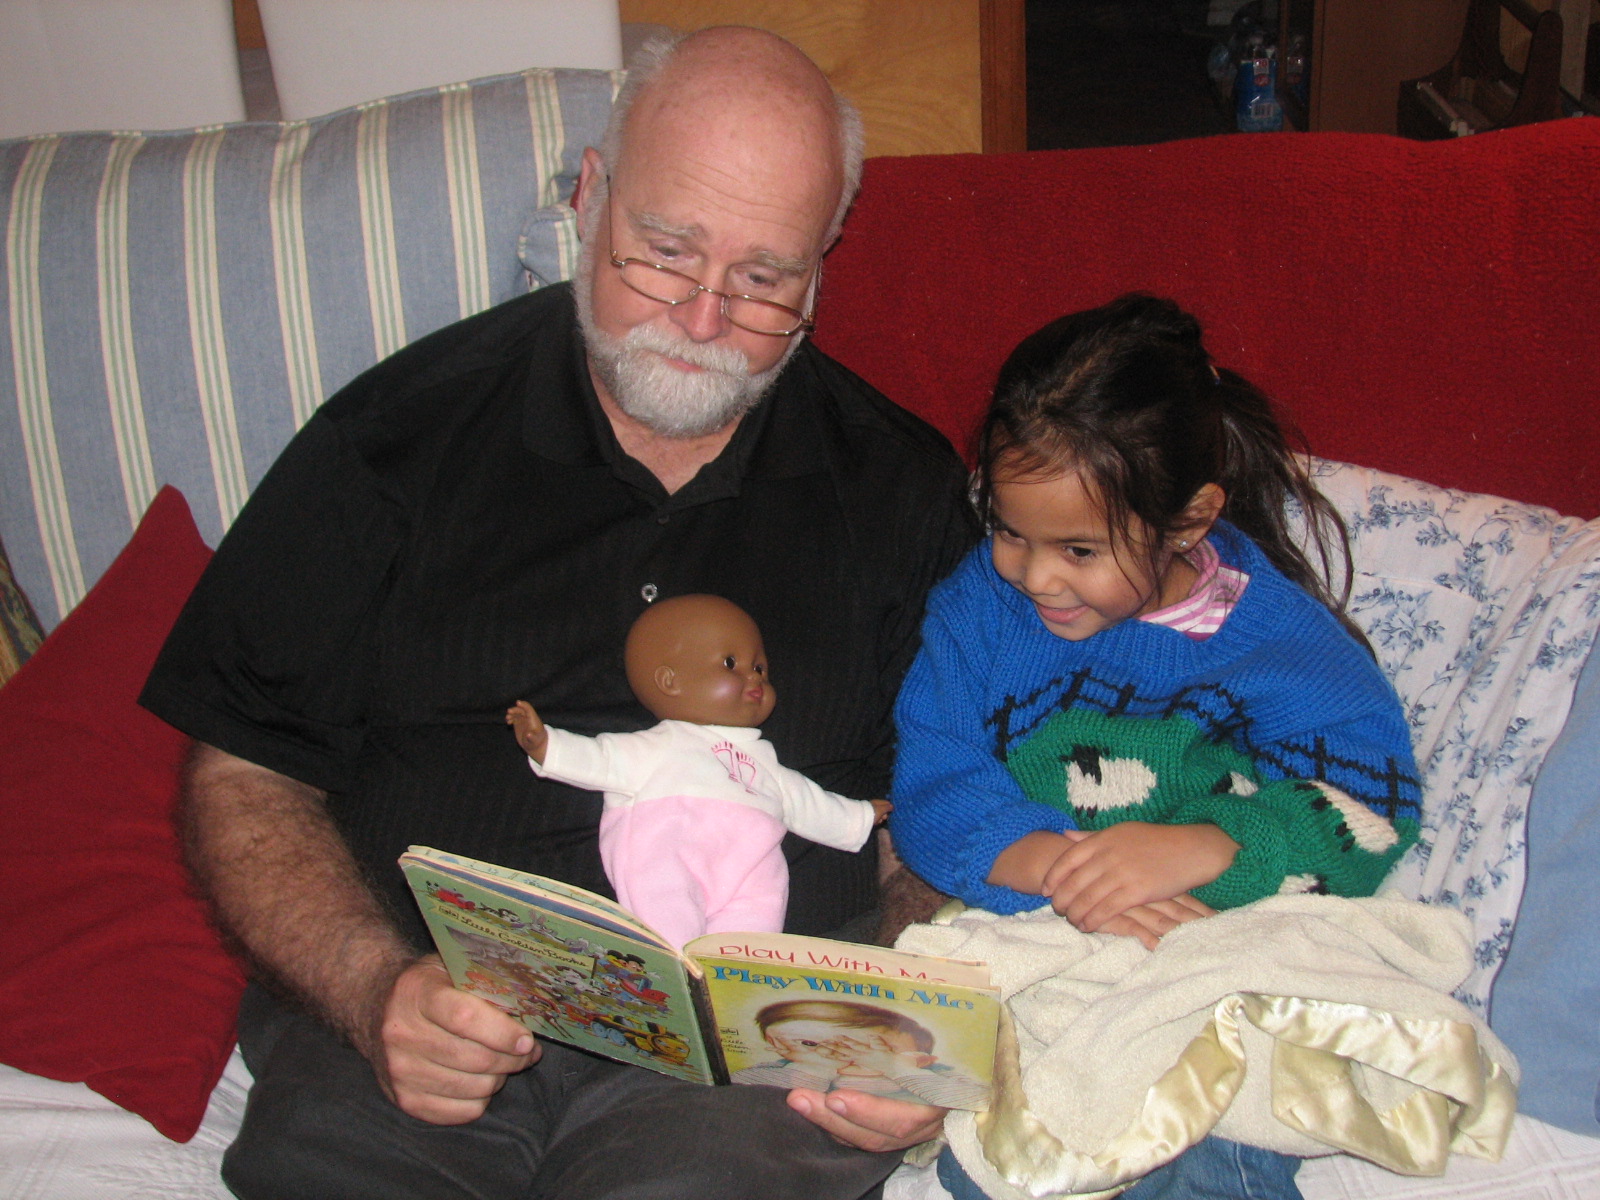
[573,240,801,439]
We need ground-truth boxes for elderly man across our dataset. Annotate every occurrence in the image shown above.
[141,25,973,1200]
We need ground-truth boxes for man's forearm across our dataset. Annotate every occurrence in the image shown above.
[181,742,414,1061]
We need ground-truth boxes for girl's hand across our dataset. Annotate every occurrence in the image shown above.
[1094,894,1217,949]
[1041,822,1238,931]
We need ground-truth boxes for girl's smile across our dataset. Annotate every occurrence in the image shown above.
[989,469,1193,642]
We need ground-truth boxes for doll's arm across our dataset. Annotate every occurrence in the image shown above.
[770,765,881,852]
[512,719,657,799]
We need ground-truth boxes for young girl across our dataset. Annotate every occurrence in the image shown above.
[891,292,1421,946]
[892,294,1424,1200]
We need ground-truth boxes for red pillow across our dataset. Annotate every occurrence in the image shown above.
[0,486,245,1141]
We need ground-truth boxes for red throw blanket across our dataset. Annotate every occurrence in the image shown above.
[815,119,1600,517]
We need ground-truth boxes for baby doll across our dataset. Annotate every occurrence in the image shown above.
[507,594,890,947]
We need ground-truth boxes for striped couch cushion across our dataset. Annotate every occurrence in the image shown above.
[0,66,618,630]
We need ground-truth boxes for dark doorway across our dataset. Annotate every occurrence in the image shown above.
[1027,1,1247,148]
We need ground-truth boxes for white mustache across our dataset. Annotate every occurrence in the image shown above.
[621,323,750,377]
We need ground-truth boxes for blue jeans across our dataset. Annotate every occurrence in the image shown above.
[937,1135,1302,1200]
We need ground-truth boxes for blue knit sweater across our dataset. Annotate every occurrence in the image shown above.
[890,523,1421,914]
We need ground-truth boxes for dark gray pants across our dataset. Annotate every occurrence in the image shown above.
[225,985,900,1200]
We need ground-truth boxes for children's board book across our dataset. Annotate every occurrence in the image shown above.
[400,846,1000,1110]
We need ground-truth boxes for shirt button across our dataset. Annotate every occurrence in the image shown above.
[656,513,670,525]
[641,584,659,603]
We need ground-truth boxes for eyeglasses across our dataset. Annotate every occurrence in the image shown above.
[605,186,815,338]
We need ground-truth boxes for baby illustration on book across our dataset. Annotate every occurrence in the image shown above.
[508,594,890,947]
[731,999,989,1110]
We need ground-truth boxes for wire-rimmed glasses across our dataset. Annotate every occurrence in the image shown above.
[605,188,815,337]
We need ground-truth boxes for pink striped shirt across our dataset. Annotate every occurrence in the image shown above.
[1140,538,1249,640]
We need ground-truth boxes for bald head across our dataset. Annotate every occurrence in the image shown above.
[602,27,863,244]
[624,594,775,727]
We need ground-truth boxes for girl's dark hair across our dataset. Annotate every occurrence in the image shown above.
[975,293,1358,633]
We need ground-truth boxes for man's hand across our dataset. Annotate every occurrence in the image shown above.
[1041,823,1238,932]
[377,957,540,1125]
[786,1087,946,1153]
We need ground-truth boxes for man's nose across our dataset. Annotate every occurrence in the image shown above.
[668,287,730,342]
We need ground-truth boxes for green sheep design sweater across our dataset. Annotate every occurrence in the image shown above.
[890,523,1421,914]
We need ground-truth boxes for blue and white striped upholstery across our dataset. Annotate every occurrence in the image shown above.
[0,66,619,630]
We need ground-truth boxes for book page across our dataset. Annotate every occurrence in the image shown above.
[401,854,718,1085]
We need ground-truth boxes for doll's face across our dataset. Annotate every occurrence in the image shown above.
[625,595,777,727]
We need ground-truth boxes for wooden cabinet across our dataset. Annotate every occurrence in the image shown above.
[618,0,1025,156]
[1301,0,1471,133]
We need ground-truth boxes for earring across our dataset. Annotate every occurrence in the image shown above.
[1177,539,1190,550]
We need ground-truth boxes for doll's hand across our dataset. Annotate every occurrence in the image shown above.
[869,799,893,825]
[505,701,549,764]
[1040,823,1238,933]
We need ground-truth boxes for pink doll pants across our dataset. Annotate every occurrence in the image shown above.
[598,796,789,948]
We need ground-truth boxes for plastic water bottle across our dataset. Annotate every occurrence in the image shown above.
[1284,35,1309,107]
[1235,43,1283,132]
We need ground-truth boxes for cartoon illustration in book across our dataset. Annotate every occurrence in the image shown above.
[507,593,891,947]
[441,921,696,1069]
[729,1000,990,1109]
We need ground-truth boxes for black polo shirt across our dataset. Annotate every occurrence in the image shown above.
[142,283,975,946]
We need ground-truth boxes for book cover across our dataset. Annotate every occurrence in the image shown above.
[400,847,722,1084]
[688,932,998,1110]
[400,846,999,1108]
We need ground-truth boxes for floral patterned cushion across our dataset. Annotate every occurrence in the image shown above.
[1309,460,1600,1013]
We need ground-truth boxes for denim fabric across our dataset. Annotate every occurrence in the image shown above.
[937,1135,1302,1200]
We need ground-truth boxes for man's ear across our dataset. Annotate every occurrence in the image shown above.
[573,146,604,239]
[653,665,679,696]
[1172,483,1226,551]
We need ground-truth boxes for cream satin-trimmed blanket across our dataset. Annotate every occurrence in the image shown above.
[896,896,1518,1200]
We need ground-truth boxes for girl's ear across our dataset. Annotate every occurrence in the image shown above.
[1172,483,1226,551]
[653,665,679,696]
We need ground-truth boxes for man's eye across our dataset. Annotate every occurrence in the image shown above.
[737,268,780,293]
